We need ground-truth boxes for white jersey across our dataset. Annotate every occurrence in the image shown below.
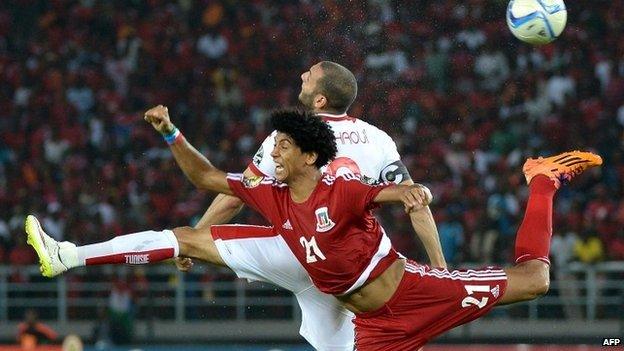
[250,113,404,183]
[214,112,408,351]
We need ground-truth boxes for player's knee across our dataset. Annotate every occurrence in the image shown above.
[525,263,550,299]
[530,275,550,299]
[172,226,193,241]
[173,226,210,250]
[172,226,222,264]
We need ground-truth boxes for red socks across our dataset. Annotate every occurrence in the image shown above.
[514,175,557,265]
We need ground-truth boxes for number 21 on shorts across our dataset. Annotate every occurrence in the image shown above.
[461,285,490,309]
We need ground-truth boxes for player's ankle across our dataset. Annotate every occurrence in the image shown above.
[59,242,80,269]
[529,175,557,193]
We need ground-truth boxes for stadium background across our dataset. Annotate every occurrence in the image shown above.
[0,0,622,350]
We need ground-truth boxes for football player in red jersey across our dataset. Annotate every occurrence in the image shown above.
[27,108,601,350]
[26,61,446,351]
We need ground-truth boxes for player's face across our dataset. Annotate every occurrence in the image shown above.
[298,63,323,109]
[271,132,308,183]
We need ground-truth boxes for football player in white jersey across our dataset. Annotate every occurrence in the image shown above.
[25,61,445,351]
[178,61,445,350]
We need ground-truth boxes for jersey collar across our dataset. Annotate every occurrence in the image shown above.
[316,112,356,122]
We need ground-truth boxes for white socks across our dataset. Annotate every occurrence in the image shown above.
[69,230,179,267]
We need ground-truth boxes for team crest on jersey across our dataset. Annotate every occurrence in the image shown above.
[252,146,264,166]
[315,207,335,232]
[243,176,263,188]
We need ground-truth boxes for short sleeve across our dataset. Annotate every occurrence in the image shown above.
[372,128,412,184]
[226,173,280,223]
[336,175,392,213]
[248,131,277,177]
[377,130,401,168]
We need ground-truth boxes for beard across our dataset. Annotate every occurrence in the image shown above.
[298,90,314,110]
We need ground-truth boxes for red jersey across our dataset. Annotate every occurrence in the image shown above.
[226,173,400,295]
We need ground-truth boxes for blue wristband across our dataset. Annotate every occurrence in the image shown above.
[163,127,181,145]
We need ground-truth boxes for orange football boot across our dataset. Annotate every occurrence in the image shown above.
[522,151,603,189]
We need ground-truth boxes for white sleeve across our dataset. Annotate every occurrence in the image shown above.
[376,129,401,166]
[249,130,277,177]
[373,128,413,183]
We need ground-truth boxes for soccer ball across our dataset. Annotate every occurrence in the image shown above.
[506,0,567,45]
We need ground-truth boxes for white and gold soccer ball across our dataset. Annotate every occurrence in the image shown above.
[506,0,567,45]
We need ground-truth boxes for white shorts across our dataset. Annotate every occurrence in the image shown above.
[212,224,355,351]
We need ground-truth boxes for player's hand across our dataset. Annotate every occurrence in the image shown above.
[144,105,175,134]
[174,257,194,272]
[402,184,433,213]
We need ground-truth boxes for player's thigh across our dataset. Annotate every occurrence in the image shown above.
[499,260,550,305]
[211,224,310,291]
[295,286,355,351]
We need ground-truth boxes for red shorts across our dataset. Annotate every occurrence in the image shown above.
[353,260,508,351]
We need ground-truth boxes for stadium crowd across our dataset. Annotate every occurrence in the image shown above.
[0,0,623,283]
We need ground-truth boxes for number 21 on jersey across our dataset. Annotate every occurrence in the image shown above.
[300,236,326,263]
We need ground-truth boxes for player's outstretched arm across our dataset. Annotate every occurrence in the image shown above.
[144,105,233,196]
[407,205,445,268]
[399,179,446,268]
[374,183,447,268]
[373,183,432,211]
[194,193,244,229]
[193,166,257,229]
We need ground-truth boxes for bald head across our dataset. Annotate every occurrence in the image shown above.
[316,61,358,113]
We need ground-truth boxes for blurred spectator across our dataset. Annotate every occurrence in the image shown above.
[574,229,605,264]
[66,77,95,117]
[41,203,65,241]
[469,216,498,264]
[91,305,112,350]
[438,211,465,266]
[8,235,37,266]
[17,309,58,349]
[197,27,228,60]
[486,180,520,249]
[550,230,582,319]
[545,69,575,108]
[607,229,624,261]
[108,274,136,345]
[474,43,510,91]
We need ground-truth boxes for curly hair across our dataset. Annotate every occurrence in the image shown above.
[270,109,337,168]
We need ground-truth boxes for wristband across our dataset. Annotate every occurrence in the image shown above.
[163,127,183,145]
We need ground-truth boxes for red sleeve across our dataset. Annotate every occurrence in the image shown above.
[226,173,281,224]
[337,176,392,213]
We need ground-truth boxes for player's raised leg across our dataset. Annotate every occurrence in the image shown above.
[499,151,602,304]
[25,215,227,278]
[25,215,184,277]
